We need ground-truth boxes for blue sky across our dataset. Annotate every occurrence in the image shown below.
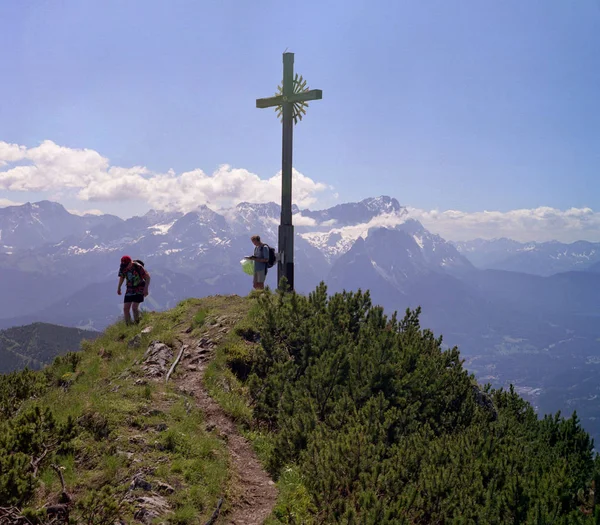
[0,0,599,239]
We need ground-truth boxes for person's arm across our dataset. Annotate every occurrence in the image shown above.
[117,275,125,295]
[143,271,151,297]
[246,251,267,262]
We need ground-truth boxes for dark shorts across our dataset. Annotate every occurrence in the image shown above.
[124,293,144,304]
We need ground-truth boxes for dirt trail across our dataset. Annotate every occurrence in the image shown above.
[173,303,277,525]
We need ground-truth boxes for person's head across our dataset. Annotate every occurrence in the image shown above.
[251,235,261,246]
[120,255,132,272]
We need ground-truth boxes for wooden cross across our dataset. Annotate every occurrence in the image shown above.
[256,52,323,291]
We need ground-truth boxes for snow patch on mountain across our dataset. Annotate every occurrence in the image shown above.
[149,222,176,235]
[300,211,411,262]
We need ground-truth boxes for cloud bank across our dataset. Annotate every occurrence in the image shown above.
[0,140,331,212]
[1,140,598,243]
[407,207,600,243]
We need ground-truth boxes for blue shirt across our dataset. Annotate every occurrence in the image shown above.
[254,244,269,272]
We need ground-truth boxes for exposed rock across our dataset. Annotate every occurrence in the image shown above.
[130,475,152,492]
[141,326,153,334]
[133,495,171,524]
[141,341,174,378]
[156,481,175,495]
[154,423,168,432]
[472,384,498,421]
[143,408,164,417]
[128,334,142,348]
[117,449,135,460]
[98,347,112,359]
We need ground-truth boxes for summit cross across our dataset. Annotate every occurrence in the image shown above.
[256,52,323,291]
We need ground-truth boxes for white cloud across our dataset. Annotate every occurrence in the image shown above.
[3,141,599,244]
[407,206,600,243]
[0,142,26,167]
[292,213,317,226]
[67,208,105,216]
[303,205,600,245]
[0,197,23,207]
[0,140,332,213]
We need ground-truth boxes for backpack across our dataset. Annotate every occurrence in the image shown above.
[264,244,276,269]
[131,261,147,286]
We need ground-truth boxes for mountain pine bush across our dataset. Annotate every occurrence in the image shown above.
[241,283,600,523]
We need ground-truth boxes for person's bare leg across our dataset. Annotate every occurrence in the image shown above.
[123,303,133,325]
[132,303,140,324]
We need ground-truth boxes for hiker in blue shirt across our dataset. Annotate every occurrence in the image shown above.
[246,235,269,290]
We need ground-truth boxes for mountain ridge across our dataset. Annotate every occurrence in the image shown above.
[0,321,98,373]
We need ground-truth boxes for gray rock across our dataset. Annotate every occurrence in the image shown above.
[141,341,174,378]
[130,475,152,492]
[472,384,498,421]
[133,495,171,524]
[128,334,142,348]
[156,481,175,495]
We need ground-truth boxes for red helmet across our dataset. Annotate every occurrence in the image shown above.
[120,255,132,265]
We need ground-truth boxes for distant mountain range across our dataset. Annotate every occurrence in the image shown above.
[454,238,600,276]
[1,197,600,441]
[0,322,98,374]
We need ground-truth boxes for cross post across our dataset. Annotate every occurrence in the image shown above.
[256,52,322,291]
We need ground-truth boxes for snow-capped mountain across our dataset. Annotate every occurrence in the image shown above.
[0,200,121,253]
[300,196,401,227]
[0,196,464,323]
[0,195,592,334]
[454,238,600,276]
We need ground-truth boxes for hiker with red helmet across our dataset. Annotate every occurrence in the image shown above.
[117,255,150,325]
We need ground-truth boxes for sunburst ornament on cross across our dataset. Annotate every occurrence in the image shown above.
[274,74,312,125]
[256,52,323,291]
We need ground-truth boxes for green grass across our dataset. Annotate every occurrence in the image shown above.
[192,308,209,329]
[203,344,253,426]
[264,467,316,525]
[8,298,238,524]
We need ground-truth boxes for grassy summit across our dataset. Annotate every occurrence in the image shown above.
[1,286,599,524]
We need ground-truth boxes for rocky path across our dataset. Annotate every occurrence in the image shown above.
[172,305,277,525]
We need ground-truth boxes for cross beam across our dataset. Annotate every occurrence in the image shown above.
[256,52,322,292]
[256,89,323,109]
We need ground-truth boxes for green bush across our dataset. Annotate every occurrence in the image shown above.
[0,405,77,506]
[240,283,599,523]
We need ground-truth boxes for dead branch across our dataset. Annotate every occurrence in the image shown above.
[204,497,224,525]
[30,446,49,478]
[0,507,34,525]
[165,343,188,383]
[50,464,71,503]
